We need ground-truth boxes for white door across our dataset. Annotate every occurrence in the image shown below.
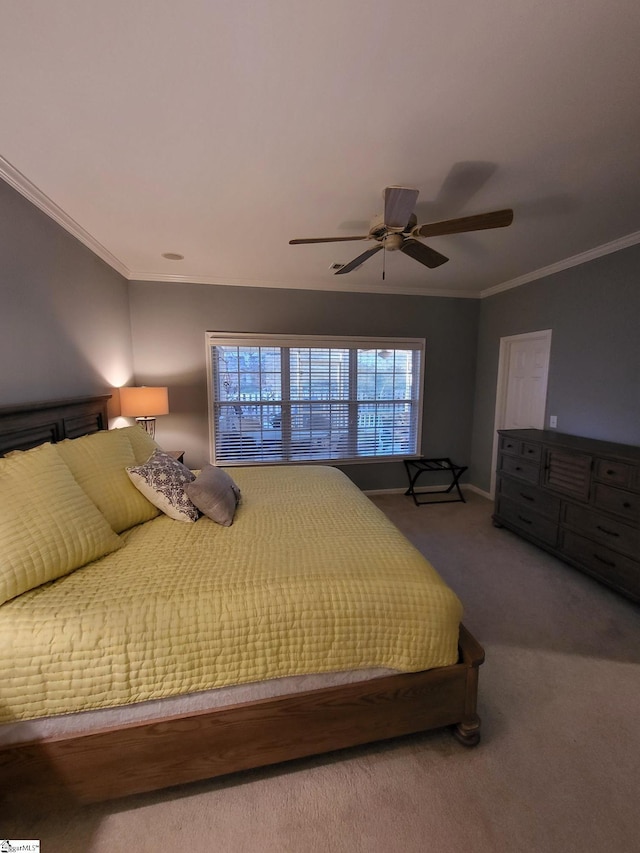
[503,337,550,429]
[490,330,552,497]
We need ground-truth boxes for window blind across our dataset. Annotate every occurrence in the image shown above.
[206,333,424,465]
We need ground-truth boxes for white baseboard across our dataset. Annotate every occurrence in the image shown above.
[464,483,493,501]
[363,487,409,496]
[364,483,492,500]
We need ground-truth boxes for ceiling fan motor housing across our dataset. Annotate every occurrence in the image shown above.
[383,233,405,251]
[368,212,418,248]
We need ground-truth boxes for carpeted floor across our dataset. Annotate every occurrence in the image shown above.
[3,491,640,852]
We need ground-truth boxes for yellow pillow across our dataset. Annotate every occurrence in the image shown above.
[117,425,161,464]
[0,443,123,606]
[56,429,160,532]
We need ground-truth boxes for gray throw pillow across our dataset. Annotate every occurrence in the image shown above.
[184,465,241,526]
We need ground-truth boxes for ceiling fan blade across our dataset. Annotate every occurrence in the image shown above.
[417,208,513,238]
[400,238,449,269]
[384,186,419,229]
[289,235,369,245]
[334,244,383,275]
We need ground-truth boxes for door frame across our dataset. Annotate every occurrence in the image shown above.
[489,329,552,498]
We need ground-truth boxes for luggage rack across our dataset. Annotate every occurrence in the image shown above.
[403,457,468,506]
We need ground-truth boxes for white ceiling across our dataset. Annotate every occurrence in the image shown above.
[2,1,640,298]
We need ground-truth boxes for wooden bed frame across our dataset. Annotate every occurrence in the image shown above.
[0,395,484,803]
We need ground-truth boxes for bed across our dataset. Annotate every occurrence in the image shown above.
[0,395,484,803]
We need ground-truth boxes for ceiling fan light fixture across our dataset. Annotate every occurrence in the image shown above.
[383,233,404,251]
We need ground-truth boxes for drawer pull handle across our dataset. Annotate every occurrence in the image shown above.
[527,448,535,454]
[520,492,535,502]
[517,514,533,525]
[596,525,619,538]
[623,502,632,509]
[515,466,522,471]
[606,469,615,475]
[594,554,616,568]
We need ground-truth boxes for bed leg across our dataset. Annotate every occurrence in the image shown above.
[453,715,481,746]
[454,624,484,747]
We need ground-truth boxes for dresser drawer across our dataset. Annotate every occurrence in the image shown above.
[499,454,540,485]
[499,436,521,456]
[499,436,542,462]
[499,476,560,521]
[593,483,640,523]
[520,442,542,463]
[562,530,640,597]
[562,503,639,558]
[497,497,558,547]
[594,459,633,488]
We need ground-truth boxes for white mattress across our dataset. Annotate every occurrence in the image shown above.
[0,667,394,747]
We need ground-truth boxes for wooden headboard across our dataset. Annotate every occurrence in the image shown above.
[0,395,111,456]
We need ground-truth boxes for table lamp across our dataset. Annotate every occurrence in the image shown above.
[119,386,169,439]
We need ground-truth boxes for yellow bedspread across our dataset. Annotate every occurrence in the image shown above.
[0,465,462,723]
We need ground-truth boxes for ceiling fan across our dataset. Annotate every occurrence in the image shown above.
[289,186,513,276]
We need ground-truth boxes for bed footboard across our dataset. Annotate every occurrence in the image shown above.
[0,624,484,804]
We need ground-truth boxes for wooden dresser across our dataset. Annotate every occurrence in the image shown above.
[493,429,640,603]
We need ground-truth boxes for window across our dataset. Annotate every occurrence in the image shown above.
[206,333,425,465]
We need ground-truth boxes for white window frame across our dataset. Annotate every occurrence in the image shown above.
[206,332,425,466]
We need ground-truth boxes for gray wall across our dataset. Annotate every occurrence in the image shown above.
[470,243,640,492]
[128,281,479,489]
[4,173,637,495]
[0,179,133,410]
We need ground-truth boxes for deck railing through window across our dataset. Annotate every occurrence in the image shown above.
[206,333,425,465]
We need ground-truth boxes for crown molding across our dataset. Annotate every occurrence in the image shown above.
[129,270,480,298]
[0,155,129,278]
[4,155,638,300]
[481,230,640,298]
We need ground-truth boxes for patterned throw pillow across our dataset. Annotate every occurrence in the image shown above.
[126,449,200,522]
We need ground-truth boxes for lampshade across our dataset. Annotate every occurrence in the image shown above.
[120,386,169,417]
